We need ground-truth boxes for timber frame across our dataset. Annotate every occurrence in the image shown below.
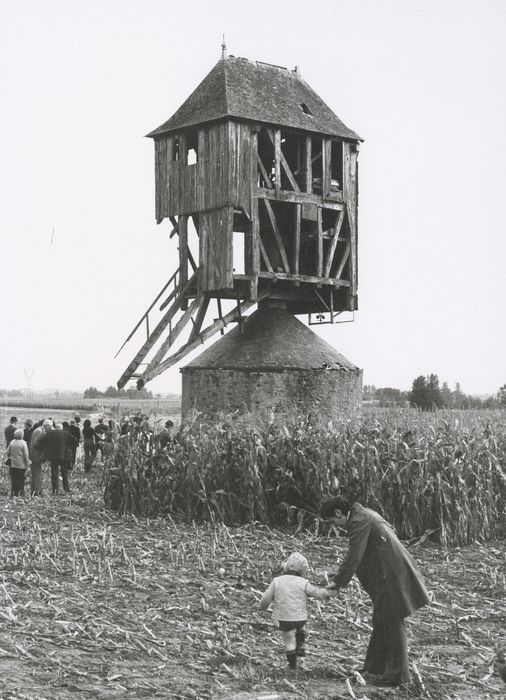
[118,94,359,389]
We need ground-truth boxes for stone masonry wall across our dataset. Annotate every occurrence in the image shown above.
[181,368,363,422]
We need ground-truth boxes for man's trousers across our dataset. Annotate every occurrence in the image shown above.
[363,611,410,684]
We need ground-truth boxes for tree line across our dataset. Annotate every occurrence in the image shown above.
[83,385,154,400]
[364,376,506,410]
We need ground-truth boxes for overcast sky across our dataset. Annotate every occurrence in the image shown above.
[1,0,505,396]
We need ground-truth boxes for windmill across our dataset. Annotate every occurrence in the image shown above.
[117,53,363,419]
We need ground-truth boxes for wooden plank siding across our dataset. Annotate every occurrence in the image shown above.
[199,207,234,291]
[155,121,253,219]
[342,142,358,304]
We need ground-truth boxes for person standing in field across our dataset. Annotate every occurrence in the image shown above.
[322,496,430,688]
[5,428,30,497]
[157,420,175,449]
[68,418,81,468]
[29,419,53,496]
[23,419,34,443]
[82,419,97,472]
[43,423,77,494]
[94,417,107,457]
[259,552,335,670]
[4,416,18,447]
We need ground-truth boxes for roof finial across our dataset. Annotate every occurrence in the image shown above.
[221,35,227,59]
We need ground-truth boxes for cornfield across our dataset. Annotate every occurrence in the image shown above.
[103,408,506,547]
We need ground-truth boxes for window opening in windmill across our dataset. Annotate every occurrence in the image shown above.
[280,129,304,191]
[232,209,248,275]
[330,140,343,193]
[300,103,313,116]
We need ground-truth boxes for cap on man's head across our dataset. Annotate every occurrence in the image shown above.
[165,420,174,429]
[10,416,18,423]
[25,419,33,426]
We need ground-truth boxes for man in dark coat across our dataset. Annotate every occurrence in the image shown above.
[322,496,430,687]
[4,416,18,446]
[43,423,77,494]
[68,419,81,467]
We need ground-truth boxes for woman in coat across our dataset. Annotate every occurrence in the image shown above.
[5,428,30,496]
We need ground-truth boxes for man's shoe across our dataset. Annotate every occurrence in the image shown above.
[369,674,401,687]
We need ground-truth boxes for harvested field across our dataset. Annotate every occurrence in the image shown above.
[0,463,505,699]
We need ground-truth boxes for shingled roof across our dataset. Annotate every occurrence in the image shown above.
[182,306,359,371]
[148,56,361,141]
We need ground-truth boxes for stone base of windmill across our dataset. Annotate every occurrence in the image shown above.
[181,303,362,425]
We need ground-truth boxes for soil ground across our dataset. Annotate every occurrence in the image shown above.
[1,413,505,699]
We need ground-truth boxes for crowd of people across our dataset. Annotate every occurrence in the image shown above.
[3,413,175,497]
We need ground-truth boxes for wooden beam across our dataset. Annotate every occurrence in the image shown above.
[145,291,271,381]
[274,129,281,190]
[178,132,187,165]
[169,215,179,239]
[188,296,210,343]
[261,198,290,273]
[141,295,202,379]
[117,272,197,389]
[249,156,260,299]
[258,231,274,273]
[335,240,351,280]
[257,271,350,287]
[293,203,301,278]
[257,153,273,189]
[266,130,300,192]
[178,215,188,287]
[323,210,345,277]
[323,139,332,197]
[257,188,344,210]
[317,206,323,278]
[305,136,312,193]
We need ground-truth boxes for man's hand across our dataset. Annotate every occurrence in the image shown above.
[325,582,339,591]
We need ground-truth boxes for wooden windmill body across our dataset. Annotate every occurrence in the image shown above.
[117,55,363,413]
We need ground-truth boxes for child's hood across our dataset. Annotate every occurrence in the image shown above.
[282,552,309,577]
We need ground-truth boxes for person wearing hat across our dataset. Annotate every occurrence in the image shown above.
[259,552,335,670]
[4,416,18,447]
[5,428,30,496]
[23,419,34,443]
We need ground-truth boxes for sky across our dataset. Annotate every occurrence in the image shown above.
[1,0,505,397]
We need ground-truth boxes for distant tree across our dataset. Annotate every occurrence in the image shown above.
[104,385,119,398]
[84,386,102,399]
[409,376,429,409]
[408,374,443,410]
[427,374,444,408]
[498,385,506,407]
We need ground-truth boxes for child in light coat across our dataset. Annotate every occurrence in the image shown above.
[259,552,334,669]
